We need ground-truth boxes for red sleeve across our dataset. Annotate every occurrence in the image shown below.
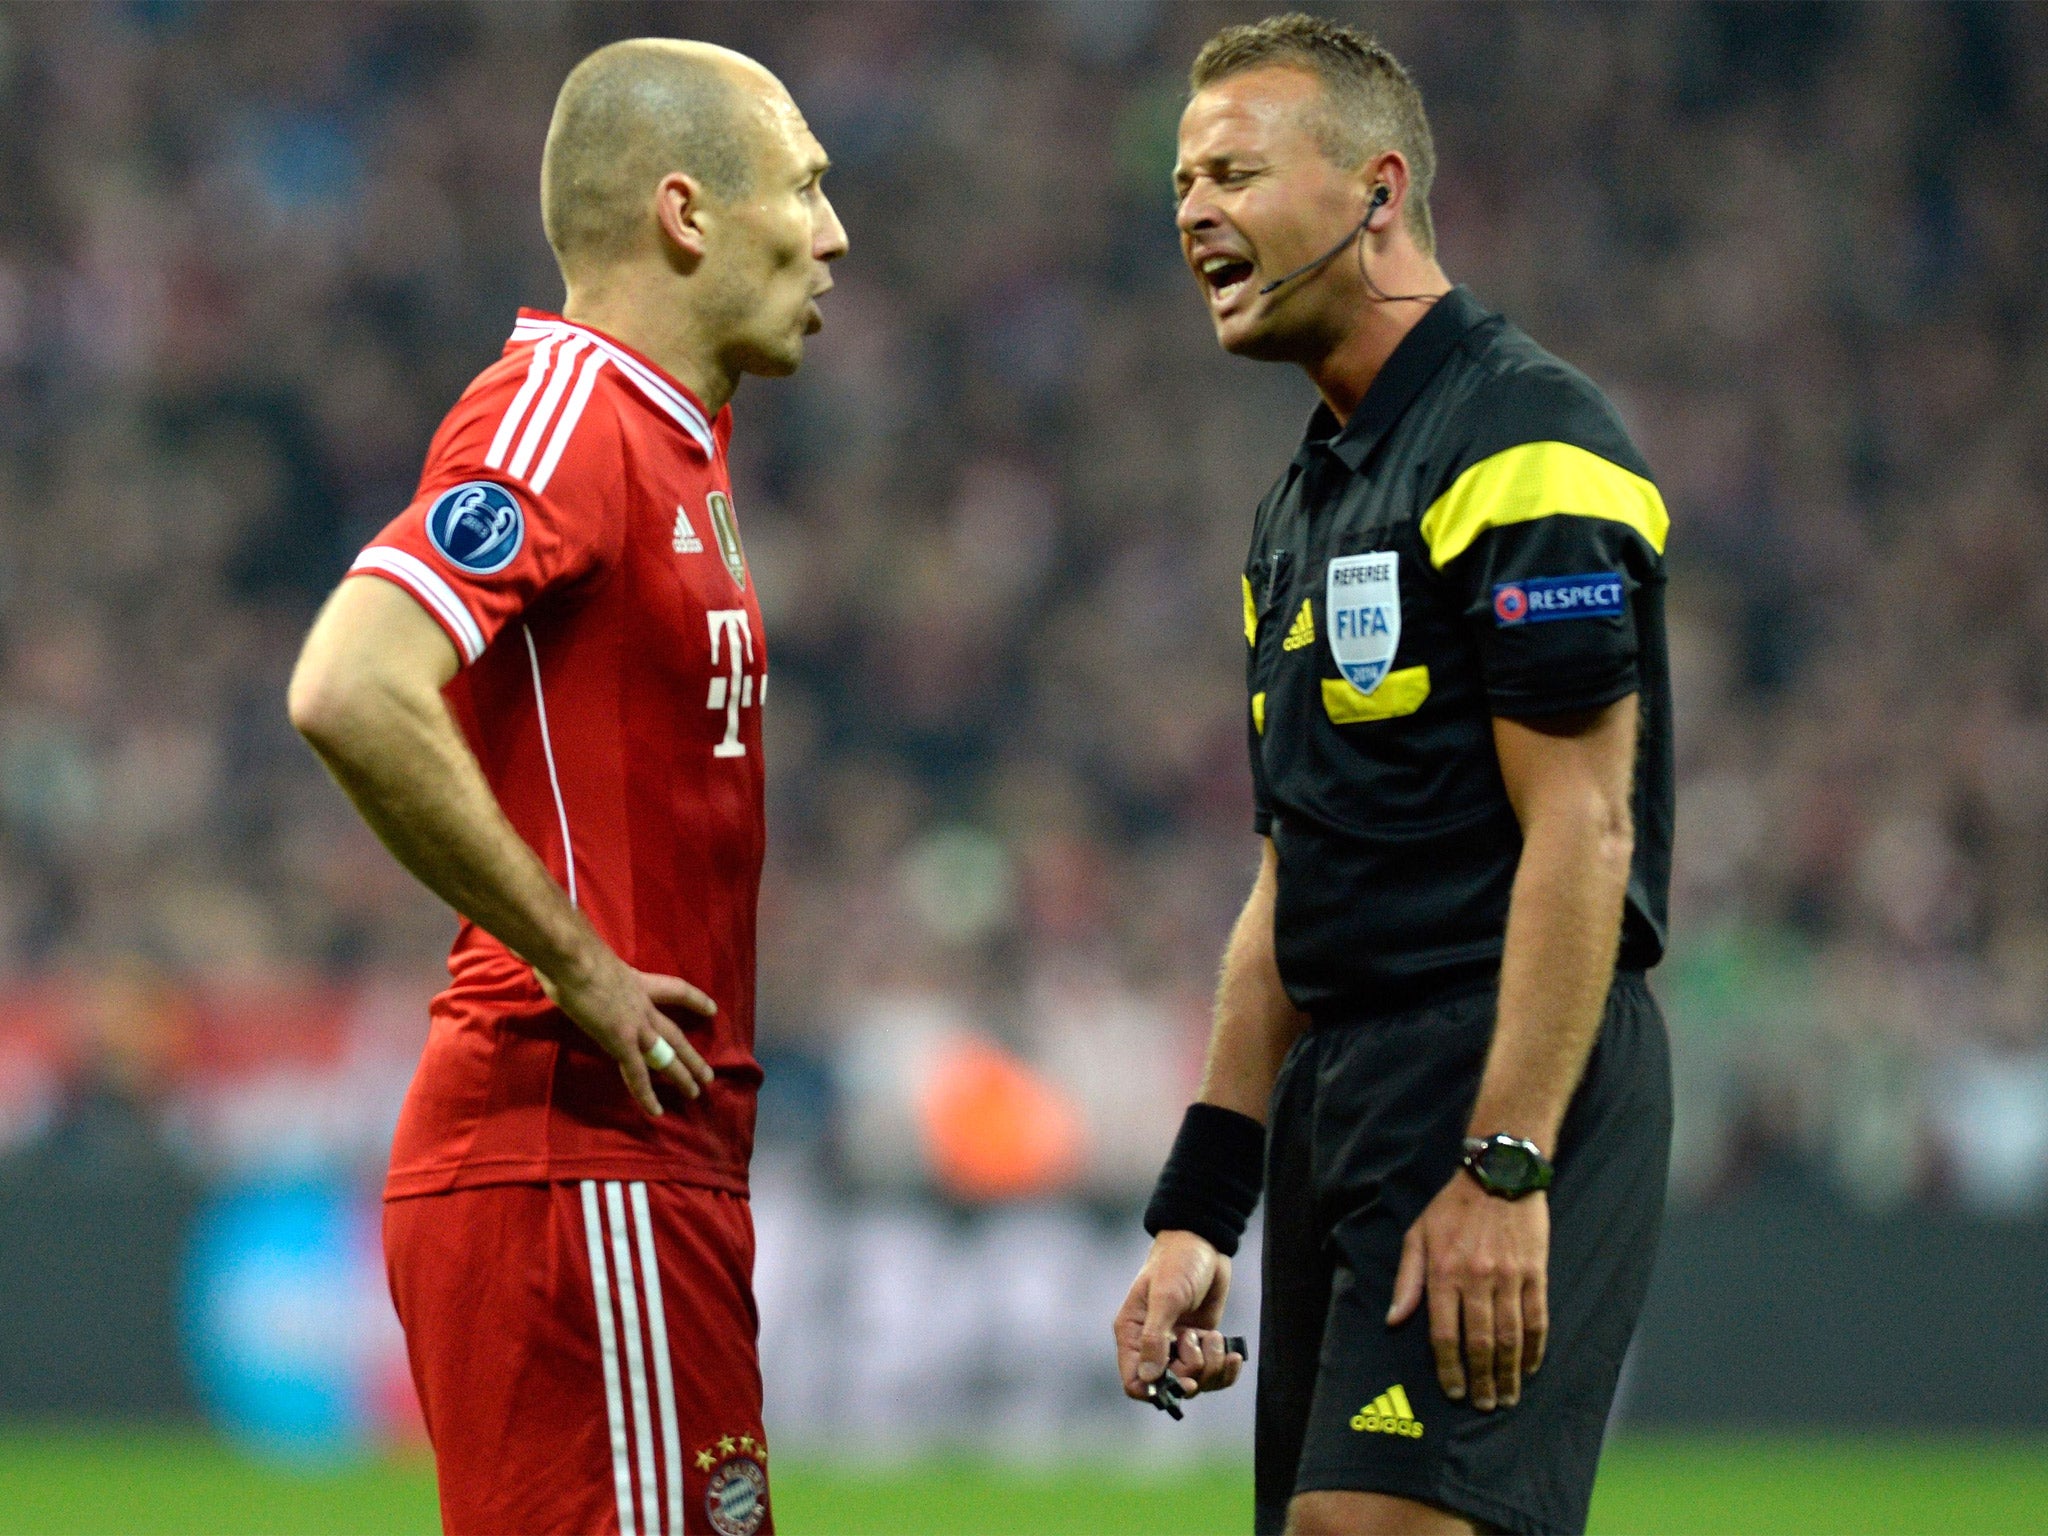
[350,348,624,664]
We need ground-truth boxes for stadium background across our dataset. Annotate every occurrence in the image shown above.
[1,1,2046,1531]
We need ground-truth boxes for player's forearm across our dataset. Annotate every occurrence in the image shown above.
[1467,776,1633,1154]
[1197,838,1307,1124]
[292,659,604,986]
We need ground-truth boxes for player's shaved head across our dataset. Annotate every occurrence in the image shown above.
[542,39,777,274]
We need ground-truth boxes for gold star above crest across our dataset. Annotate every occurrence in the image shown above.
[738,1435,756,1454]
[717,1435,737,1457]
[695,1449,716,1472]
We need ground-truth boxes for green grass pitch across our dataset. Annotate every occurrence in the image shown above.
[0,1428,2043,1534]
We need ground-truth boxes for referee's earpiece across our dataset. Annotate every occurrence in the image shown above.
[1255,180,1435,302]
[1255,184,1394,297]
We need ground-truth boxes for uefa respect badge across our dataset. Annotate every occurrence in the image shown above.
[1491,571,1626,626]
[425,481,525,575]
[1325,550,1402,695]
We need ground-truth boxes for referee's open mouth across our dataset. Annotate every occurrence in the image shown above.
[1198,253,1256,309]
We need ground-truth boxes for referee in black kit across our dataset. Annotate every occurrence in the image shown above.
[1112,16,1673,1536]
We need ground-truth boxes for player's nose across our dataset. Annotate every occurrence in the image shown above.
[815,194,849,262]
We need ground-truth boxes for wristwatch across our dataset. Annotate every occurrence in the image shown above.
[1460,1134,1554,1199]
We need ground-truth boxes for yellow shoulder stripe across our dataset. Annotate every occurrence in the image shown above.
[1252,692,1266,735]
[1418,440,1668,569]
[1322,666,1429,724]
[1242,574,1258,646]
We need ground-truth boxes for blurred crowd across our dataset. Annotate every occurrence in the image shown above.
[1,1,2046,1210]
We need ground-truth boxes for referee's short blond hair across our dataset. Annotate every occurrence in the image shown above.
[1191,13,1438,257]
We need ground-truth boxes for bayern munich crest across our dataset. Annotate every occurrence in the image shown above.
[705,490,747,590]
[696,1435,768,1536]
[425,480,524,574]
[705,1457,767,1536]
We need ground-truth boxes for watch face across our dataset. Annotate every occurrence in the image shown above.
[1478,1140,1539,1193]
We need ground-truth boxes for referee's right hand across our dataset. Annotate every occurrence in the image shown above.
[1115,1230,1246,1401]
[537,951,718,1116]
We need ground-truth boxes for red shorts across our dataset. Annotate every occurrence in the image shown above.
[385,1180,771,1536]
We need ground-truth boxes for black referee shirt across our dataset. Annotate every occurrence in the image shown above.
[1244,286,1672,1017]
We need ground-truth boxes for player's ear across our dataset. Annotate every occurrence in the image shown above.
[653,171,711,269]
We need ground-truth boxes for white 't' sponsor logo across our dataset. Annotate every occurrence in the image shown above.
[706,609,756,758]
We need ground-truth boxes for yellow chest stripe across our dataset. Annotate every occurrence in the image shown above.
[1322,666,1430,724]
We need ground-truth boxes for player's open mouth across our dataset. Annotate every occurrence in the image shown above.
[1200,254,1256,306]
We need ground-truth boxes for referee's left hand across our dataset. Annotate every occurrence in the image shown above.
[1386,1173,1548,1412]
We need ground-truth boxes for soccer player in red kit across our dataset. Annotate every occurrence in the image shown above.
[288,39,845,1536]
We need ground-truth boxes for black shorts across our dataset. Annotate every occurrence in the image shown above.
[1255,972,1671,1536]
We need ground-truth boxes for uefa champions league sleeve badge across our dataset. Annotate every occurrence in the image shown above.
[425,481,525,575]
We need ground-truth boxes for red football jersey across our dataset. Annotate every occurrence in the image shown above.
[352,310,767,1197]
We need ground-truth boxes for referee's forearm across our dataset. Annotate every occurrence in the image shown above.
[1468,805,1632,1154]
[1197,838,1306,1123]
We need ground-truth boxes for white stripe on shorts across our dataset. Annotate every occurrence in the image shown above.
[606,1181,664,1536]
[581,1180,639,1536]
[631,1181,685,1536]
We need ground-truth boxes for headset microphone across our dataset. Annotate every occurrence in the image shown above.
[1255,184,1389,297]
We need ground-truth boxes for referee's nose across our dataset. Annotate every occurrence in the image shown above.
[1176,182,1223,241]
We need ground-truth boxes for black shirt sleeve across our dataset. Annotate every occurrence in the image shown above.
[1444,510,1662,716]
[1423,369,1669,719]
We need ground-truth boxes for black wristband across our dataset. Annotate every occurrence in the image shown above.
[1143,1103,1267,1256]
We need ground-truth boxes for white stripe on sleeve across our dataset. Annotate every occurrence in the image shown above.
[507,335,589,481]
[507,319,713,456]
[530,351,608,495]
[349,547,487,663]
[581,1181,639,1536]
[486,334,558,470]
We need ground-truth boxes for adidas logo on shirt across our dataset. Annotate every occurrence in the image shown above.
[673,505,704,554]
[1351,1384,1424,1438]
[1282,598,1316,651]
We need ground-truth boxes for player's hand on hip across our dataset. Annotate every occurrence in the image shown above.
[536,954,717,1116]
[1114,1230,1244,1401]
[1387,1173,1548,1412]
